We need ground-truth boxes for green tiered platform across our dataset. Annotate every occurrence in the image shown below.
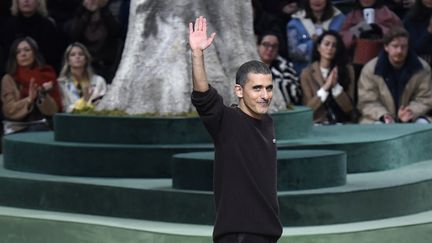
[172,150,347,191]
[1,107,432,242]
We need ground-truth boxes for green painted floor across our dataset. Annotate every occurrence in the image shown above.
[0,206,431,243]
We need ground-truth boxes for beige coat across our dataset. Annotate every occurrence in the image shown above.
[300,62,355,123]
[1,74,58,121]
[357,57,432,123]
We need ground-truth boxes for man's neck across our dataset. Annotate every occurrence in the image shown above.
[389,60,405,70]
[238,102,264,120]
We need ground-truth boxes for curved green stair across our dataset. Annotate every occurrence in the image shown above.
[4,124,432,177]
[172,150,347,191]
[0,159,432,226]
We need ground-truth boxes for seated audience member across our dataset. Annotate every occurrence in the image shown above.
[58,42,107,112]
[0,0,65,71]
[257,32,302,106]
[1,37,62,134]
[357,27,432,124]
[65,0,123,84]
[287,0,345,74]
[340,0,402,104]
[340,0,402,63]
[403,0,432,67]
[300,30,355,124]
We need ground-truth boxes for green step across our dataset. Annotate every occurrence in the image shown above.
[1,158,431,226]
[3,132,212,178]
[4,124,432,177]
[172,150,347,191]
[278,124,432,172]
[53,107,313,144]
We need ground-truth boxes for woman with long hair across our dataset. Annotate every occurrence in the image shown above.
[1,37,62,134]
[58,42,107,112]
[65,0,123,84]
[300,30,355,124]
[287,0,345,73]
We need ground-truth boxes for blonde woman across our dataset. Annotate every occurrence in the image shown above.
[58,42,107,112]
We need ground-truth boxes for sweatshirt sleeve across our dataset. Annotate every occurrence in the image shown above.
[191,86,225,139]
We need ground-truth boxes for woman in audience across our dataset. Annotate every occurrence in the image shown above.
[65,0,123,84]
[257,31,302,106]
[1,37,62,134]
[0,0,65,71]
[287,0,345,74]
[58,42,107,112]
[340,0,402,55]
[403,0,432,66]
[300,30,355,124]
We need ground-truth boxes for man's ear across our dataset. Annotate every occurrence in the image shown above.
[234,84,243,98]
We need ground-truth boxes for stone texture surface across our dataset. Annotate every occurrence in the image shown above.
[98,0,285,114]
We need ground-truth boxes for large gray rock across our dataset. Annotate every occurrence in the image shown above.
[98,0,286,114]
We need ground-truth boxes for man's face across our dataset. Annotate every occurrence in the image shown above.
[235,73,273,119]
[384,37,409,69]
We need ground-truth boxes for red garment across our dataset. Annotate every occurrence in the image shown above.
[340,6,402,50]
[13,65,63,111]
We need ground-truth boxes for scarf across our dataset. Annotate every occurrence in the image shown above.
[14,65,63,111]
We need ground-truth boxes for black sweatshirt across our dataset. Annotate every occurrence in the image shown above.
[191,86,282,240]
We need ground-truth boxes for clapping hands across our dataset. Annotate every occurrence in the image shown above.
[323,67,338,91]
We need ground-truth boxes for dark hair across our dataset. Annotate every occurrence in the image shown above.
[382,27,409,45]
[256,31,281,46]
[235,60,272,86]
[407,0,432,22]
[312,30,350,90]
[304,0,335,23]
[353,0,383,9]
[6,37,45,74]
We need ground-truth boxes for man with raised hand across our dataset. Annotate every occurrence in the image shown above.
[189,16,282,243]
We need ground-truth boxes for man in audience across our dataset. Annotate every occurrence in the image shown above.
[357,27,432,123]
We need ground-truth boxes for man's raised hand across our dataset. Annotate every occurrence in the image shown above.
[189,16,216,52]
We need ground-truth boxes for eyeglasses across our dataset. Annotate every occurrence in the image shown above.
[261,42,279,50]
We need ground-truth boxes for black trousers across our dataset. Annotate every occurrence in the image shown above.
[214,233,279,243]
